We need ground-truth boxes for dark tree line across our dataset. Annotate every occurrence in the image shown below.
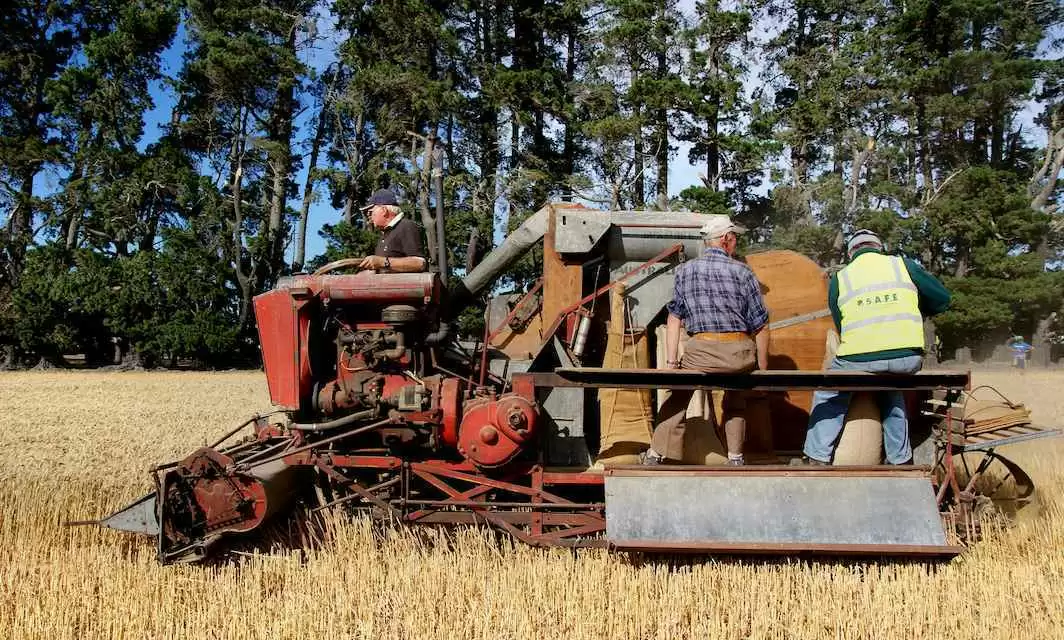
[1,0,1062,368]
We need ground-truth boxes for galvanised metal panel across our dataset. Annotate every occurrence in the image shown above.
[605,468,953,553]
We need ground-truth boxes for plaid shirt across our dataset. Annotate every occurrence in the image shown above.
[667,248,768,334]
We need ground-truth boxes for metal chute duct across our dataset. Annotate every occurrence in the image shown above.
[602,212,716,263]
[448,207,549,312]
[449,208,715,314]
[434,165,448,281]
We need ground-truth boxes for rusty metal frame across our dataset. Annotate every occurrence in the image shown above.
[309,455,607,548]
[930,386,1049,542]
[405,462,606,547]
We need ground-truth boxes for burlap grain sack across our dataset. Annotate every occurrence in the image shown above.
[833,392,883,465]
[594,287,654,468]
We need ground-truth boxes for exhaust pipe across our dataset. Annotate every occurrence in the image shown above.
[434,149,448,283]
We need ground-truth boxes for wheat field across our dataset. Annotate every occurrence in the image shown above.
[1,370,1063,639]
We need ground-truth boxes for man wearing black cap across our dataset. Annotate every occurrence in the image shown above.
[357,189,427,273]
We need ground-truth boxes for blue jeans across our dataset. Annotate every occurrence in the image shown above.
[803,355,924,465]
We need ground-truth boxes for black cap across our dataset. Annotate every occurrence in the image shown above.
[360,188,399,210]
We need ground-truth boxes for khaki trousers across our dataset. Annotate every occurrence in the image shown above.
[650,336,757,462]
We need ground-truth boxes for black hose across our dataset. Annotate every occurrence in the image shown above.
[236,416,393,472]
[290,409,376,432]
[425,322,453,345]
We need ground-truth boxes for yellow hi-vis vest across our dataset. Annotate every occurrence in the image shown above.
[836,252,924,357]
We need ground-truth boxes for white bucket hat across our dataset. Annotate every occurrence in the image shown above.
[699,216,747,239]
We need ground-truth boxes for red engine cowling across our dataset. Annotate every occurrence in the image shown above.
[253,272,441,412]
[457,394,540,468]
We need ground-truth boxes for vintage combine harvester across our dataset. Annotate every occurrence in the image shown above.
[83,205,1058,563]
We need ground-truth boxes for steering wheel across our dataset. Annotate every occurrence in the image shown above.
[312,257,366,276]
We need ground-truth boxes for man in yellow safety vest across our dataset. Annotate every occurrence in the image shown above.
[802,230,951,465]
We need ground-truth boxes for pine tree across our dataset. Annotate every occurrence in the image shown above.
[177,0,316,329]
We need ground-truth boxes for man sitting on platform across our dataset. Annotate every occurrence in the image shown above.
[802,230,951,466]
[642,217,770,466]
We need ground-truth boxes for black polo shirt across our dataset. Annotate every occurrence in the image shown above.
[374,216,424,259]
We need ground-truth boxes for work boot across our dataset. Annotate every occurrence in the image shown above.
[640,449,664,466]
[793,455,829,466]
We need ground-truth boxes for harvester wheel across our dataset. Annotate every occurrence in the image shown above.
[937,450,1039,534]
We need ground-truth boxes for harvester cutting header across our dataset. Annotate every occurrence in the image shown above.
[82,203,1059,563]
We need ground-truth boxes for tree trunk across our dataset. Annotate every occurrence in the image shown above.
[916,98,932,193]
[231,111,254,330]
[340,109,365,225]
[954,249,968,278]
[509,110,519,226]
[846,138,874,219]
[266,30,298,278]
[923,320,939,367]
[632,60,645,209]
[419,131,439,270]
[655,116,668,209]
[655,14,668,210]
[969,19,987,165]
[7,165,36,286]
[561,24,576,200]
[64,161,84,250]
[116,346,145,371]
[294,81,330,273]
[139,187,163,254]
[1033,315,1052,368]
[343,180,356,224]
[1030,125,1064,214]
[706,98,720,191]
[989,107,1005,168]
[476,3,500,241]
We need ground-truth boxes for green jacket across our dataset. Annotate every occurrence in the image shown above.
[828,248,951,362]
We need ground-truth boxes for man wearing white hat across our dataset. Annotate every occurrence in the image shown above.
[802,229,951,465]
[643,216,770,466]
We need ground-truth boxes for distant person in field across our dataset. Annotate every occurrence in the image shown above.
[802,230,951,466]
[643,216,770,467]
[1007,336,1031,369]
[357,189,427,273]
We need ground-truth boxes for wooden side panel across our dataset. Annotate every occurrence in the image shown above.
[542,206,584,337]
[490,315,544,361]
[745,251,833,450]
